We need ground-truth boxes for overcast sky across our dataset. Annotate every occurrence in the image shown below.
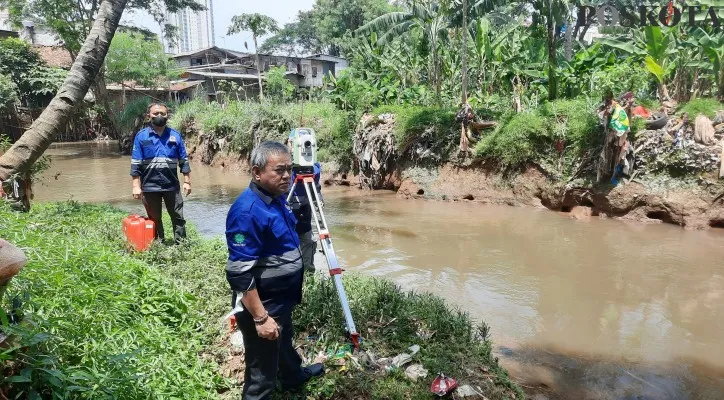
[122,0,315,52]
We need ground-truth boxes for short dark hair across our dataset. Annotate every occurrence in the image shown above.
[147,103,169,114]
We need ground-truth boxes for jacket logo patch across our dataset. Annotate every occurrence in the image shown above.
[234,233,246,244]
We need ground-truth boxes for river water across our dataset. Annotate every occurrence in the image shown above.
[34,142,724,399]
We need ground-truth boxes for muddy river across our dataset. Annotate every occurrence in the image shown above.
[34,142,724,399]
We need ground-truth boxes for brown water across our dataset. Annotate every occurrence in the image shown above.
[35,142,724,399]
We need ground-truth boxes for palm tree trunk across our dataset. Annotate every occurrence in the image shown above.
[254,35,264,100]
[0,0,128,183]
[461,0,468,104]
[547,21,558,101]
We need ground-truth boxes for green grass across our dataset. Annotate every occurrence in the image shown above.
[371,105,457,158]
[168,100,352,166]
[0,202,225,398]
[0,202,522,399]
[679,98,723,119]
[475,98,603,172]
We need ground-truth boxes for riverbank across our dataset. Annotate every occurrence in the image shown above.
[0,202,522,399]
[174,99,724,230]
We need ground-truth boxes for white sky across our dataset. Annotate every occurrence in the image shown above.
[122,0,315,52]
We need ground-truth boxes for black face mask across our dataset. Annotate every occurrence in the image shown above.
[151,116,167,127]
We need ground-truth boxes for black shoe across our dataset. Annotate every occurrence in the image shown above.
[281,363,325,391]
[303,363,325,378]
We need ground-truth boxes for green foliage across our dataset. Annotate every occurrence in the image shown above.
[539,98,601,152]
[0,202,224,398]
[476,111,549,168]
[105,32,171,87]
[2,0,205,55]
[227,13,278,38]
[0,38,65,107]
[265,66,295,102]
[169,100,350,162]
[295,273,524,399]
[373,105,456,154]
[476,98,602,170]
[118,97,152,134]
[590,60,652,100]
[0,73,19,112]
[262,0,395,56]
[680,98,723,119]
[0,202,523,399]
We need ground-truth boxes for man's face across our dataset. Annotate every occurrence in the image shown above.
[253,153,292,197]
[149,105,168,118]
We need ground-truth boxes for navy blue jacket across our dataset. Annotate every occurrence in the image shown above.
[130,126,190,192]
[225,181,304,316]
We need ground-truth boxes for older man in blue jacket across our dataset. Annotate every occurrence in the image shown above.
[225,141,324,399]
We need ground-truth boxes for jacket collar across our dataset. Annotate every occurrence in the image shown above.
[249,181,277,205]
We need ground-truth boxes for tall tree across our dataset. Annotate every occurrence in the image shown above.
[227,13,279,100]
[1,0,204,137]
[358,2,451,104]
[262,0,395,56]
[0,0,127,185]
[105,31,171,107]
[529,0,569,101]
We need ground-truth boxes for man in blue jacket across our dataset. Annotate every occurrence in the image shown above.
[130,103,191,244]
[225,141,324,399]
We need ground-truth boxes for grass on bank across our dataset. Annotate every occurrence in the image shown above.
[168,100,355,167]
[0,202,522,399]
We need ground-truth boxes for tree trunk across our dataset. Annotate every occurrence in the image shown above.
[461,0,468,105]
[719,67,724,101]
[564,17,573,61]
[254,36,264,100]
[0,0,128,184]
[547,21,558,101]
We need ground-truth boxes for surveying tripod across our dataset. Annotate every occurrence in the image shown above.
[287,172,361,349]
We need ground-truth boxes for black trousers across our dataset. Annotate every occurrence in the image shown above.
[236,309,305,400]
[142,190,186,243]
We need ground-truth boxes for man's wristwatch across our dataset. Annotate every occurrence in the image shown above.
[254,311,269,325]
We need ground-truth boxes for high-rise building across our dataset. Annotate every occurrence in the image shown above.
[165,0,215,54]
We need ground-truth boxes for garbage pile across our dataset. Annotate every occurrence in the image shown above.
[353,113,397,189]
[633,111,724,177]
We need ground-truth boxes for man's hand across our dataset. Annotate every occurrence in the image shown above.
[256,317,279,340]
[132,186,142,200]
[183,182,191,196]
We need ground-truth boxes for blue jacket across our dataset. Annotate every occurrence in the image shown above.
[130,126,190,192]
[225,181,303,316]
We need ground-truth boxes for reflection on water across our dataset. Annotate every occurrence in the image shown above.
[35,142,724,399]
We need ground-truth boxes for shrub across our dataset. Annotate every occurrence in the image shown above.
[475,111,549,168]
[680,98,723,119]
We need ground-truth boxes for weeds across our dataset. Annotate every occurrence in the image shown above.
[0,202,522,399]
[679,98,723,119]
[168,100,353,164]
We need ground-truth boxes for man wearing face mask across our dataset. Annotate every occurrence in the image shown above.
[130,103,191,244]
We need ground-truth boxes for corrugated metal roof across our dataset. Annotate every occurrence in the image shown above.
[185,71,260,80]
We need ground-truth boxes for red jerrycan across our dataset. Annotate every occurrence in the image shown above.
[122,215,155,252]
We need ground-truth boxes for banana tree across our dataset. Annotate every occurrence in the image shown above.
[691,28,724,100]
[598,26,678,101]
[529,0,570,101]
[358,2,451,104]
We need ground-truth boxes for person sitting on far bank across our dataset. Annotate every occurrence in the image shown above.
[130,103,191,244]
[286,136,323,273]
[225,141,324,400]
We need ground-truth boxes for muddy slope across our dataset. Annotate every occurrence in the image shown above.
[353,112,724,230]
[182,113,724,230]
